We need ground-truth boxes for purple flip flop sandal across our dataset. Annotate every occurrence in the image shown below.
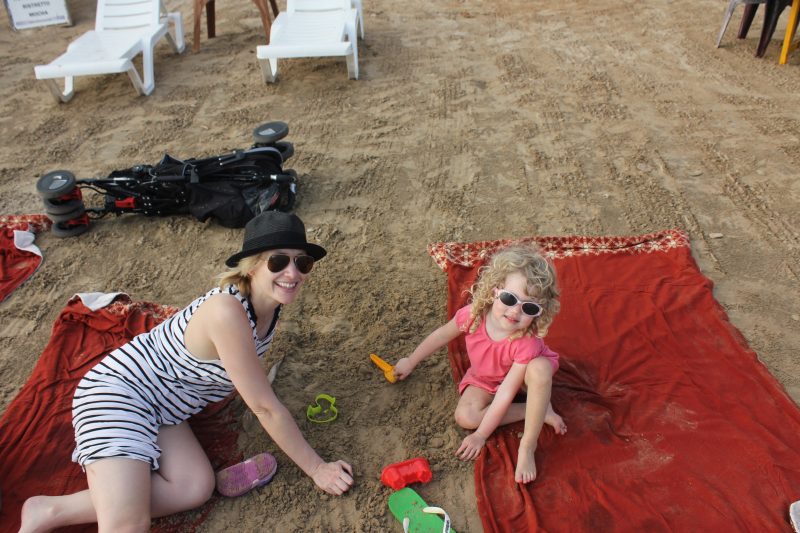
[215,452,278,497]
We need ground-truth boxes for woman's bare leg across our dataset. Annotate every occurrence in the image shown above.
[150,422,215,516]
[19,422,214,533]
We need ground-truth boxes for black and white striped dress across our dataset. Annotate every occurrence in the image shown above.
[71,285,279,469]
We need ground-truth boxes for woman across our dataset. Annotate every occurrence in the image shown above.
[20,211,353,533]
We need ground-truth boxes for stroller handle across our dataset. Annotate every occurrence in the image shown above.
[273,171,296,184]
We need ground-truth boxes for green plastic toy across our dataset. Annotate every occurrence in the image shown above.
[306,393,338,423]
[388,487,455,533]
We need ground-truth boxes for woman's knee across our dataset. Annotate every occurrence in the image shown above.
[174,464,215,507]
[156,422,215,507]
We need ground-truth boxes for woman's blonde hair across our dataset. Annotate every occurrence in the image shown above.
[467,244,560,339]
[217,253,264,297]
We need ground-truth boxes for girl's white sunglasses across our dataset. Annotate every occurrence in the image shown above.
[496,290,543,317]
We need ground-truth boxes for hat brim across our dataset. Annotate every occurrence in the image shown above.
[226,242,327,268]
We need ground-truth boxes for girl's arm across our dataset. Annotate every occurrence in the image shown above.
[203,296,353,495]
[394,317,460,380]
[456,362,526,460]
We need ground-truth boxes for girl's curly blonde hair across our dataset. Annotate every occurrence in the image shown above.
[467,244,560,339]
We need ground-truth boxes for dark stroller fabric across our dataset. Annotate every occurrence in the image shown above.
[97,147,293,228]
[428,229,800,532]
[187,179,281,229]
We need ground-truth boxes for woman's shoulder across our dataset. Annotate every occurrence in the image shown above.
[189,286,247,318]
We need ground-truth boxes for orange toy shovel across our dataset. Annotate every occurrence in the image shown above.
[370,353,397,383]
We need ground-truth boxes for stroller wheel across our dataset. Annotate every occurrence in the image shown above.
[50,209,90,238]
[36,170,76,199]
[252,121,289,145]
[51,219,90,238]
[46,205,86,223]
[43,197,85,215]
[274,141,294,162]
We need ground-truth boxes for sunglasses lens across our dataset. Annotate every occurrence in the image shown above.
[498,291,518,307]
[294,255,314,274]
[267,254,291,273]
[521,302,542,317]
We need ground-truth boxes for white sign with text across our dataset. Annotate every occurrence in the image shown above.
[5,0,71,30]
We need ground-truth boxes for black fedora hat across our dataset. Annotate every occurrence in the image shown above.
[226,211,326,267]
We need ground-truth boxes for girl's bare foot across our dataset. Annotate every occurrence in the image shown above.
[544,404,567,435]
[19,496,58,533]
[515,442,537,484]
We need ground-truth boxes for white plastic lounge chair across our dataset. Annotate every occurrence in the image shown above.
[33,0,185,103]
[352,0,364,39]
[255,0,358,83]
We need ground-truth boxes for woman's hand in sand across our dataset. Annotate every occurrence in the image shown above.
[393,357,415,380]
[456,431,486,461]
[311,460,354,495]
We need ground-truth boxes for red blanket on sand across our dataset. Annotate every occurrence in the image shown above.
[428,229,800,532]
[0,295,242,533]
[0,215,51,303]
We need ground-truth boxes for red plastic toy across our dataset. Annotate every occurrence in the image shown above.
[380,457,433,490]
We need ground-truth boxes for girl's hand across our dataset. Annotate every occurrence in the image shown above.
[393,357,415,380]
[456,432,486,461]
[310,460,354,495]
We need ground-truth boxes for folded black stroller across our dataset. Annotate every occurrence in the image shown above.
[35,121,297,237]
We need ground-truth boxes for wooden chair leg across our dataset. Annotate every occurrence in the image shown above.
[207,0,215,39]
[193,0,203,53]
[192,0,216,53]
[252,0,273,44]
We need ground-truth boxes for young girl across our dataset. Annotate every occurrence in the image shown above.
[19,211,353,533]
[394,244,566,484]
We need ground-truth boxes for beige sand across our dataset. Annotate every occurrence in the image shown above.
[1,0,799,530]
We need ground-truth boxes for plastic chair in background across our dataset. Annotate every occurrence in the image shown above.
[716,0,765,47]
[779,0,800,63]
[255,0,359,83]
[754,0,793,56]
[33,0,184,102]
[735,0,793,56]
[192,0,279,53]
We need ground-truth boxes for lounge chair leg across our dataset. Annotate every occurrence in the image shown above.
[259,57,278,83]
[142,48,156,94]
[124,56,149,96]
[346,52,358,80]
[346,25,359,79]
[43,78,74,103]
[165,12,186,53]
